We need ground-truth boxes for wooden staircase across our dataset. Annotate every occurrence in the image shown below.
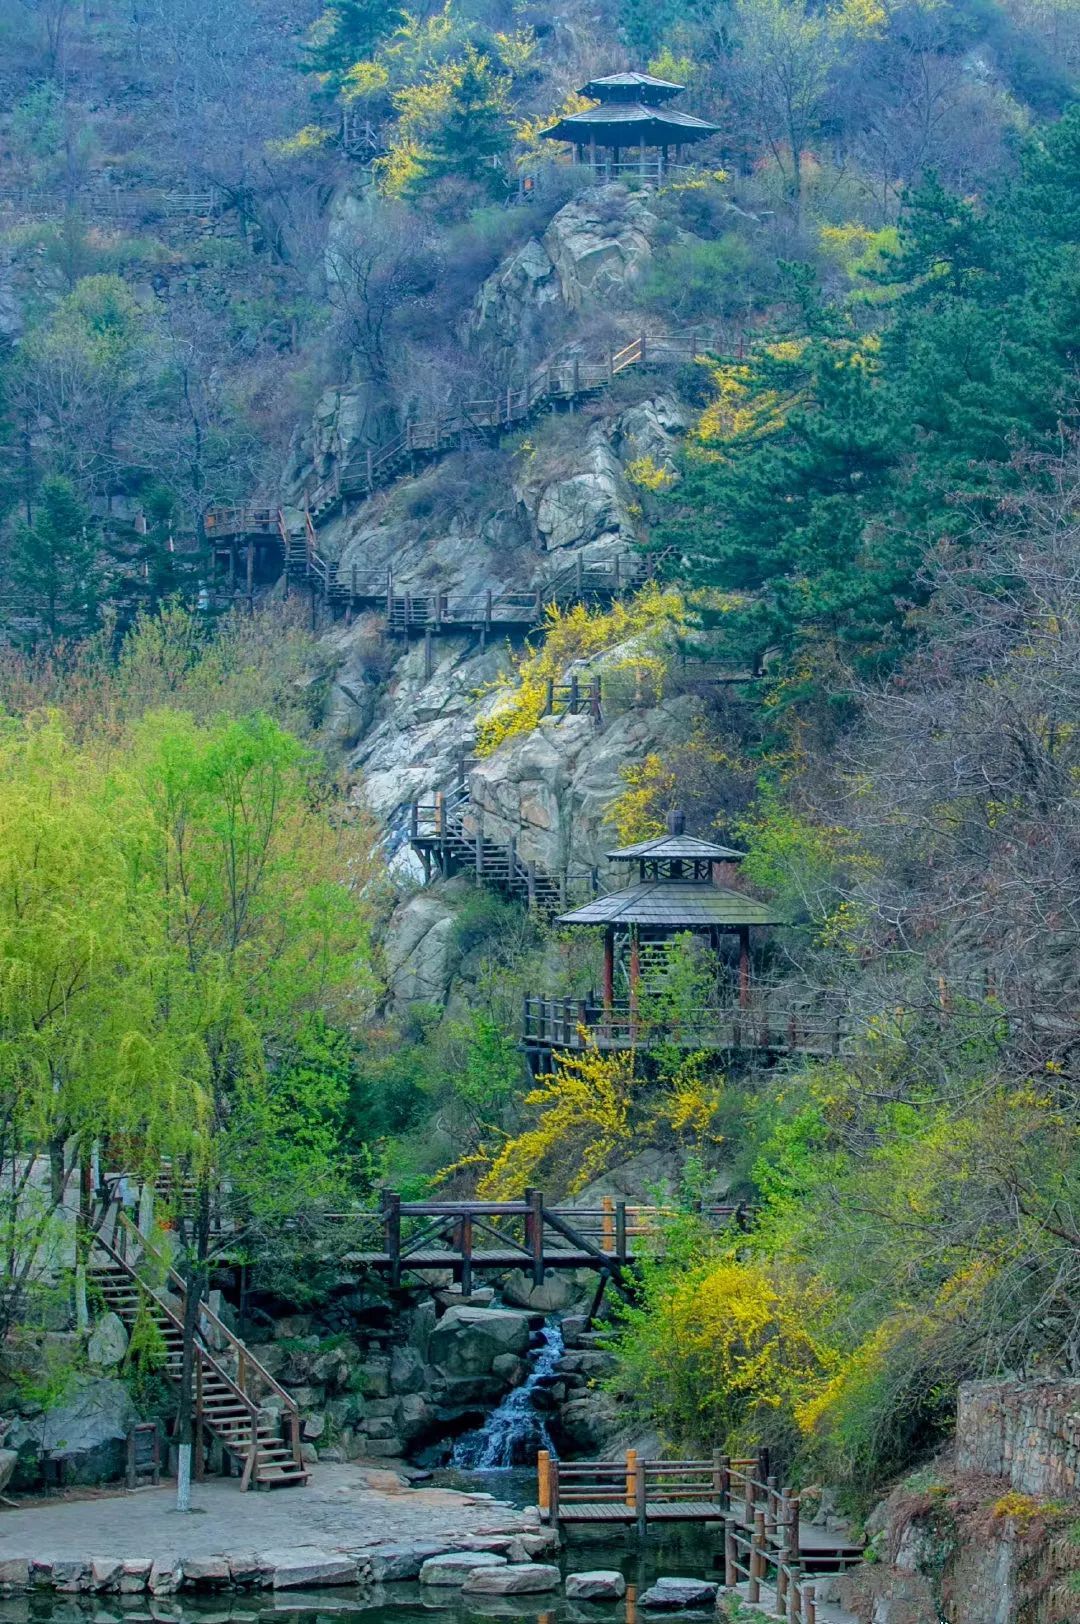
[89,1213,307,1491]
[409,769,597,917]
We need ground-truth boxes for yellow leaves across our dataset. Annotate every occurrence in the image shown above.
[626,455,675,492]
[830,0,889,36]
[695,360,798,446]
[607,753,677,844]
[373,137,427,197]
[515,91,597,156]
[341,59,390,102]
[268,124,333,158]
[474,584,687,756]
[392,60,462,137]
[991,1492,1059,1524]
[477,1046,638,1198]
[492,27,538,74]
[648,46,696,83]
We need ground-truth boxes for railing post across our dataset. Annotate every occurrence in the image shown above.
[382,1189,401,1289]
[474,824,484,880]
[459,1211,473,1296]
[410,800,419,841]
[543,677,554,716]
[625,1449,638,1513]
[601,1195,614,1253]
[590,675,602,725]
[748,1509,765,1603]
[569,673,580,715]
[435,790,445,838]
[803,1580,816,1624]
[713,1449,726,1507]
[635,1454,648,1537]
[527,862,537,909]
[615,1201,627,1263]
[424,628,433,680]
[724,1519,737,1587]
[786,1563,802,1623]
[537,1448,552,1518]
[526,1186,545,1285]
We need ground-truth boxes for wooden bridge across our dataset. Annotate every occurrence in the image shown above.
[341,1192,749,1294]
[541,1447,863,1622]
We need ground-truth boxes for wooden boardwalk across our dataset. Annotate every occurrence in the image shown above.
[541,1450,864,1623]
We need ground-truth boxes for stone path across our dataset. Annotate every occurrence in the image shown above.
[0,1464,533,1567]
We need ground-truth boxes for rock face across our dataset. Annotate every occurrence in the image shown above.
[428,1305,532,1376]
[383,891,458,1006]
[87,1311,129,1369]
[471,184,659,351]
[6,1376,138,1487]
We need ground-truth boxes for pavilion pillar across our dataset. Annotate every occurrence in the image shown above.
[738,927,751,1008]
[589,134,596,176]
[629,926,641,1039]
[603,929,615,1016]
[640,135,647,181]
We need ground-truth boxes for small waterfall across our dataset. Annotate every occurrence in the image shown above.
[452,1320,564,1469]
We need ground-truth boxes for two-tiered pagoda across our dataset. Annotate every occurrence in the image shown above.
[522,811,785,1060]
[541,72,720,184]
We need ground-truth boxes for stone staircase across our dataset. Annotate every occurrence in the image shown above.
[89,1214,307,1490]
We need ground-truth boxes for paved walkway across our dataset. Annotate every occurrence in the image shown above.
[0,1465,532,1565]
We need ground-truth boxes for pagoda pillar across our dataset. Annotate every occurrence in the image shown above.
[603,928,615,1013]
[738,926,751,1008]
[629,926,641,1039]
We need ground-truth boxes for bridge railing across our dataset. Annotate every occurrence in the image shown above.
[522,993,846,1055]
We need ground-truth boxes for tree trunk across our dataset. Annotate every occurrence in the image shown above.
[175,1178,210,1512]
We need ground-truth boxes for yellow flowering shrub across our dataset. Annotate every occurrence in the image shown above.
[515,91,598,158]
[607,753,677,843]
[626,455,675,492]
[616,1253,841,1450]
[341,60,390,102]
[268,124,333,158]
[475,584,686,756]
[478,1046,637,1197]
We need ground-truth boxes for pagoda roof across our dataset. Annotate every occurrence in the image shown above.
[607,832,746,862]
[540,104,721,145]
[580,71,685,102]
[559,882,785,929]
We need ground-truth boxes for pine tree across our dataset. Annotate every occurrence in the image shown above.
[305,0,405,92]
[10,476,100,643]
[415,51,511,199]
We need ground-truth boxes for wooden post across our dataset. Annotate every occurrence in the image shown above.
[435,591,444,628]
[625,1449,638,1511]
[635,1454,648,1537]
[724,1521,737,1587]
[424,628,433,680]
[602,927,615,1016]
[713,1449,725,1505]
[629,927,641,1040]
[569,674,579,715]
[590,675,602,724]
[382,1189,401,1289]
[537,1448,552,1518]
[410,800,419,841]
[787,1493,801,1560]
[803,1581,816,1624]
[601,1195,614,1253]
[786,1564,802,1623]
[434,790,445,837]
[778,1555,789,1614]
[739,926,751,1008]
[543,677,554,717]
[573,357,580,397]
[526,1186,545,1285]
[475,824,484,880]
[748,1509,765,1603]
[549,1457,560,1527]
[615,1200,627,1263]
[460,1211,473,1295]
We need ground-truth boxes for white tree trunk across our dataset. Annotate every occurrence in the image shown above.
[176,1442,192,1512]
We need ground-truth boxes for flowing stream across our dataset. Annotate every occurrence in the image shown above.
[451,1320,564,1468]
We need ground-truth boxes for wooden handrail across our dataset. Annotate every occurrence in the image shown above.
[91,1225,258,1423]
[113,1212,299,1419]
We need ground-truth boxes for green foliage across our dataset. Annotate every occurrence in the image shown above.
[411,49,512,202]
[305,0,406,93]
[659,111,1080,689]
[10,476,100,644]
[641,234,774,324]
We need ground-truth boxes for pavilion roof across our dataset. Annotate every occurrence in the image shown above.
[540,104,721,145]
[580,72,685,102]
[606,833,745,862]
[558,882,785,929]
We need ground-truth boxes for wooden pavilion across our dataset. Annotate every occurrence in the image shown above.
[540,72,720,184]
[522,810,787,1058]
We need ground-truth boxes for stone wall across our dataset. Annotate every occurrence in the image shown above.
[956,1378,1080,1500]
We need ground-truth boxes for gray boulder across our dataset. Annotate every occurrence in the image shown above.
[383,893,457,1006]
[0,1448,17,1496]
[566,1570,627,1600]
[500,1269,587,1313]
[557,1392,621,1453]
[6,1376,138,1486]
[419,1552,508,1586]
[263,1548,359,1589]
[461,1563,561,1595]
[639,1576,719,1609]
[428,1305,531,1377]
[370,1542,456,1582]
[87,1311,129,1369]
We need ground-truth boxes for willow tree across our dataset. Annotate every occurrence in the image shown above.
[0,716,163,1345]
[128,709,381,1507]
